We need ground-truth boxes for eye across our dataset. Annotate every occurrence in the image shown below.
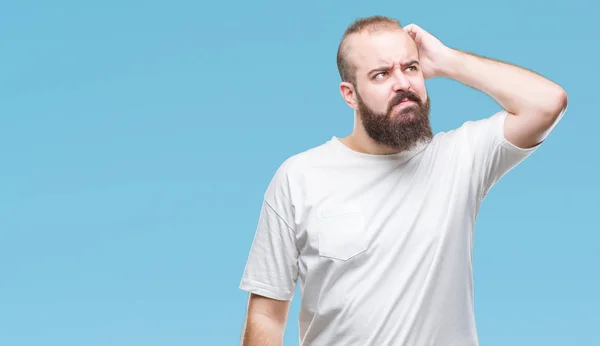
[406,65,418,72]
[374,71,388,79]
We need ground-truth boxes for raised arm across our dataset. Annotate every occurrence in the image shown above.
[241,293,291,346]
[438,49,567,149]
[404,24,568,149]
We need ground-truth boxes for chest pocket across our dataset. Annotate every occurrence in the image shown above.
[316,203,368,261]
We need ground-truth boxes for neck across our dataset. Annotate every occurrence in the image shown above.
[338,115,405,155]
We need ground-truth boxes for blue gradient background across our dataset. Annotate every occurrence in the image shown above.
[1,0,597,345]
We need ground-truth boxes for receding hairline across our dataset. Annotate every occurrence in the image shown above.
[337,16,404,84]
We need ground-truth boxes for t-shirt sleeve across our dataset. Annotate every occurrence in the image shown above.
[239,162,299,301]
[460,110,553,200]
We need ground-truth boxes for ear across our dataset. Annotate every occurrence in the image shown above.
[339,81,358,110]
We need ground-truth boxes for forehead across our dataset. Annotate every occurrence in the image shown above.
[347,29,418,72]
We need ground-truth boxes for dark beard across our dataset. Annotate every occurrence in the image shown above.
[356,89,433,151]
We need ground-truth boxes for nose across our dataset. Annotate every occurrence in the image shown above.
[391,70,411,92]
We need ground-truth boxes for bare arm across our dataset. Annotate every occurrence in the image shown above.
[241,293,291,346]
[439,49,568,148]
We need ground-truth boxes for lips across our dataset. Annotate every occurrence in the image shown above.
[390,92,420,109]
[395,99,415,107]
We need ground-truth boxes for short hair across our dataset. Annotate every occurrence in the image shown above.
[336,16,403,85]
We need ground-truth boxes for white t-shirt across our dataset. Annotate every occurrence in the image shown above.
[240,111,551,345]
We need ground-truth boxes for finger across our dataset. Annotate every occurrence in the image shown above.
[403,23,420,34]
[403,23,419,40]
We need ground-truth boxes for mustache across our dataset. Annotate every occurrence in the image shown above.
[389,91,422,109]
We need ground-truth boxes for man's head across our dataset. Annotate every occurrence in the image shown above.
[337,16,432,150]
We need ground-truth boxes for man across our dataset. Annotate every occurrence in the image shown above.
[239,16,567,346]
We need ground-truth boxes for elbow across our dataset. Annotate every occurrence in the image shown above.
[555,86,568,113]
[545,86,568,120]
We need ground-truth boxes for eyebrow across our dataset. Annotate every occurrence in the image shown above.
[368,60,420,75]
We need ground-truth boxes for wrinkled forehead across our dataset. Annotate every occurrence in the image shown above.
[346,29,419,74]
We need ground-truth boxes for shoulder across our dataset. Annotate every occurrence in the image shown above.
[428,110,509,149]
[446,110,506,137]
[264,140,334,200]
[271,141,330,178]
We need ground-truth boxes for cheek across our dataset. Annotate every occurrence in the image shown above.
[376,94,392,112]
[419,90,428,103]
[412,83,428,101]
[360,89,388,111]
